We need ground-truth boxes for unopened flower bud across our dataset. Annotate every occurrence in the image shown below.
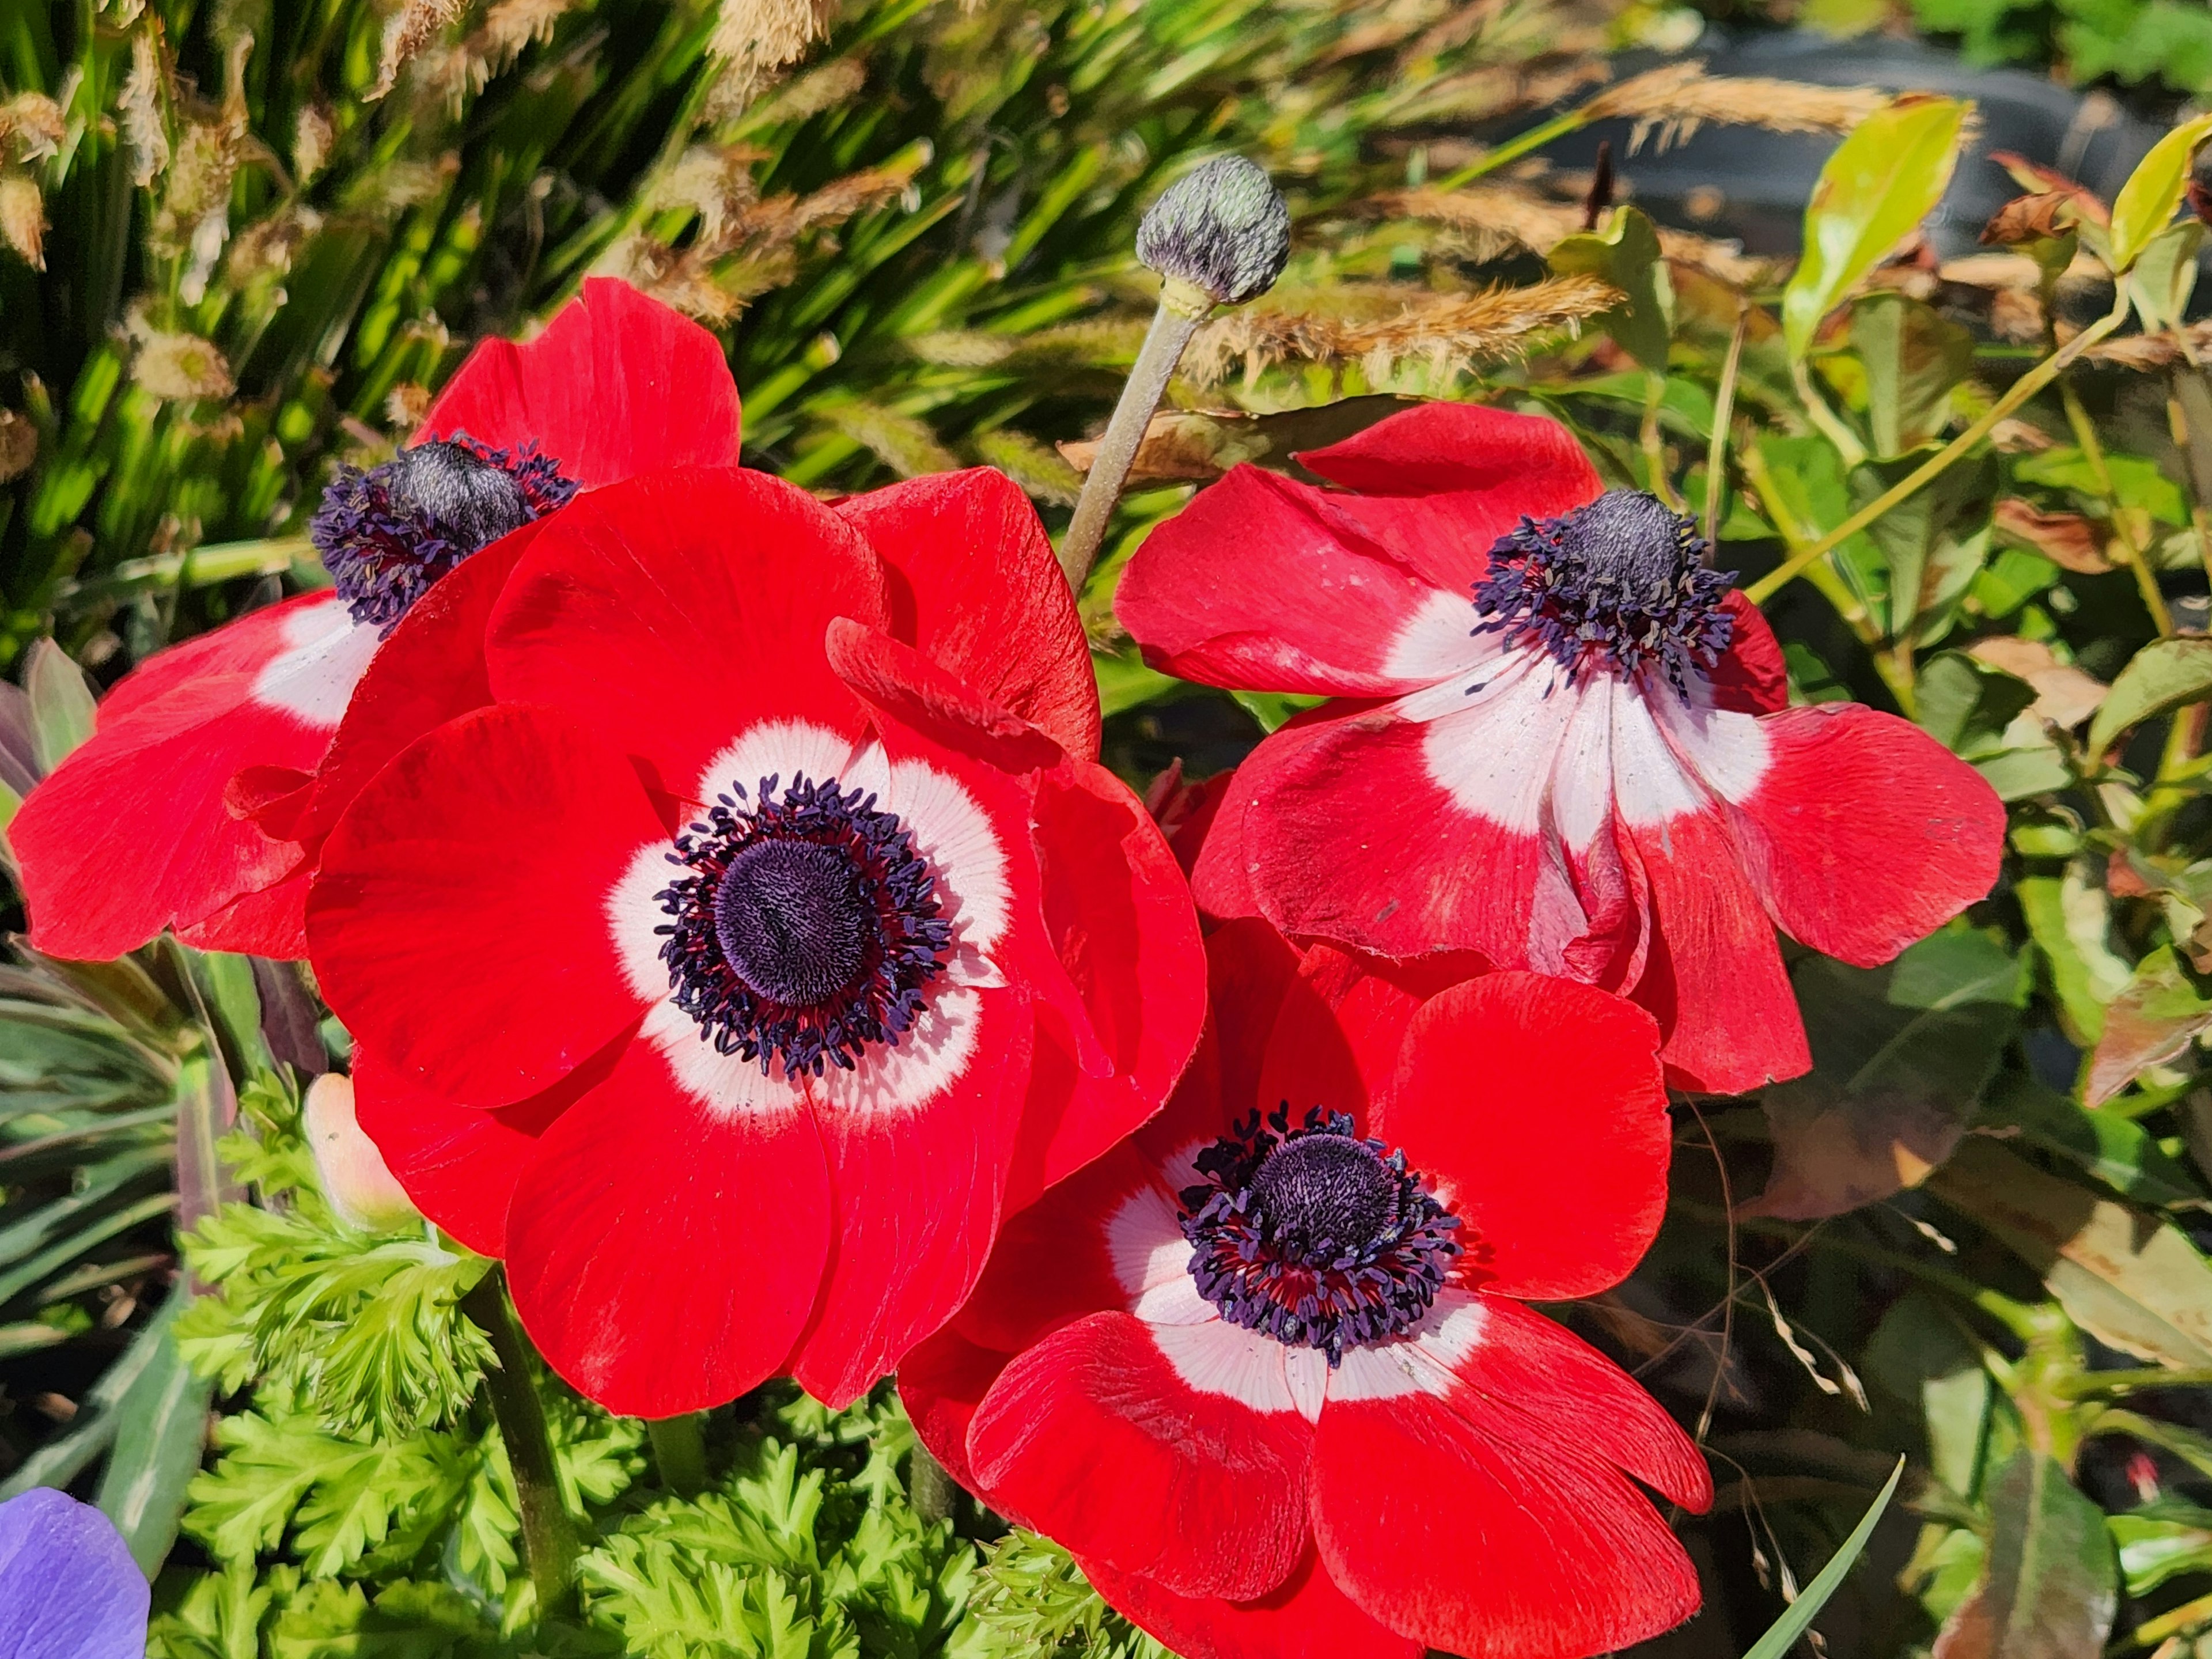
[1135,154,1291,312]
[305,1071,421,1233]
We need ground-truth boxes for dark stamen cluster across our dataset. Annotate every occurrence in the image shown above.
[1180,1105,1462,1365]
[310,434,578,630]
[655,774,953,1078]
[1472,489,1736,696]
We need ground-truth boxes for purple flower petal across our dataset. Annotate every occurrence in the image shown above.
[0,1488,149,1659]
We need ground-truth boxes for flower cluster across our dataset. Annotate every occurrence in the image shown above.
[8,279,2005,1659]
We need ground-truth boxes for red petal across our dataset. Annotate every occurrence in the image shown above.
[952,1140,1158,1355]
[13,597,363,960]
[897,1326,1012,1494]
[1373,973,1668,1300]
[1006,757,1206,1211]
[1082,1549,1422,1659]
[505,1038,830,1417]
[350,1041,602,1256]
[1246,710,1550,964]
[96,592,342,724]
[174,862,313,959]
[295,522,546,847]
[1710,592,1788,715]
[1623,806,1810,1094]
[1444,1297,1710,1511]
[1724,703,2005,967]
[1118,466,1452,696]
[308,703,662,1107]
[1133,917,1304,1169]
[968,1310,1313,1600]
[835,468,1101,758]
[1311,1389,1702,1659]
[419,278,741,488]
[790,984,1032,1409]
[488,468,885,801]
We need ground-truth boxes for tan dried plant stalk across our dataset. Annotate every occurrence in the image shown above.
[0,94,65,165]
[119,31,171,187]
[1369,183,1772,287]
[418,0,574,107]
[371,0,466,100]
[1185,274,1620,388]
[0,170,46,270]
[1584,62,1888,151]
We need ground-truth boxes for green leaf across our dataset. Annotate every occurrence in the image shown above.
[22,638,97,773]
[1782,96,1971,359]
[1990,1074,2207,1210]
[1931,1138,2212,1369]
[1931,1451,2116,1659]
[2130,219,2205,331]
[1866,1295,1991,1498]
[2108,112,2212,274]
[1851,292,1975,459]
[2018,863,2133,1046]
[0,1281,190,1499]
[1748,925,2025,1219]
[2087,637,2212,756]
[2085,946,2212,1105]
[1742,1457,1906,1659]
[95,1297,217,1575]
[1545,205,1673,372]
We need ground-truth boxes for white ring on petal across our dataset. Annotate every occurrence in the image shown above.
[691,718,859,809]
[1611,679,1715,828]
[1149,1318,1302,1416]
[250,601,381,728]
[808,983,982,1120]
[1647,676,1771,808]
[1105,1184,1205,1319]
[1323,1290,1486,1404]
[1383,588,1491,684]
[1406,648,1586,837]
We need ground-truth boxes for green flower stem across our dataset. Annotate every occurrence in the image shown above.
[1746,279,2135,607]
[462,1269,580,1616]
[1702,300,1752,553]
[647,1412,709,1498]
[1057,278,1212,593]
[2063,377,2173,637]
[1433,108,1590,191]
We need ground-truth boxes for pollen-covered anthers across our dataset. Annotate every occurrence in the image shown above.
[1472,488,1737,696]
[655,773,953,1078]
[310,434,578,630]
[1179,1105,1462,1365]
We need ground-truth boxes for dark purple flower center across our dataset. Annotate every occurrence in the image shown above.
[310,434,578,631]
[655,774,953,1077]
[1180,1106,1462,1364]
[1471,489,1736,696]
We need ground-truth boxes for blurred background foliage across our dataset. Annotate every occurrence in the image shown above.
[13,0,2212,1656]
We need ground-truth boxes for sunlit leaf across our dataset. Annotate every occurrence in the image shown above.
[2086,637,2212,757]
[2107,112,2212,274]
[1930,1452,2116,1659]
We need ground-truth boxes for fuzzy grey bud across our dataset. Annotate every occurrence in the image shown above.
[1134,155,1291,309]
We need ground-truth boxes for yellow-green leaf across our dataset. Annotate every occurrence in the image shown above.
[1782,96,1971,361]
[2086,635,2212,756]
[1546,205,1673,372]
[2108,112,2212,275]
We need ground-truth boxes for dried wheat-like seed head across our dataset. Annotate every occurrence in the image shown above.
[292,105,335,183]
[1370,183,1772,286]
[1585,62,1888,152]
[131,329,236,402]
[370,0,465,100]
[709,0,840,116]
[821,400,959,479]
[1185,274,1619,387]
[416,0,574,108]
[0,410,36,483]
[0,94,65,165]
[0,171,46,270]
[971,429,1083,507]
[120,33,171,187]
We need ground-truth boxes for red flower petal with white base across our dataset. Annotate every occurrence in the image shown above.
[14,594,373,960]
[1082,1548,1421,1659]
[969,1310,1313,1601]
[487,468,886,801]
[503,1038,831,1418]
[418,276,742,488]
[308,702,665,1107]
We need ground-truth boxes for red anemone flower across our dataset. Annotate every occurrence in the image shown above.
[9,278,741,961]
[902,918,1711,1659]
[1116,401,2005,1094]
[306,465,1206,1417]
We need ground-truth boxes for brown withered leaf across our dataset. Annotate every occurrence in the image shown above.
[1968,637,2108,729]
[1058,396,1419,484]
[1987,150,2111,225]
[1992,498,2113,573]
[1983,191,2083,246]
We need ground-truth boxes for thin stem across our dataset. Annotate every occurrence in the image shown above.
[1703,300,1751,553]
[1433,107,1590,191]
[1641,370,1683,509]
[2065,377,2172,635]
[1791,356,1867,470]
[463,1269,579,1617]
[1058,288,1208,592]
[1747,280,2135,606]
[647,1413,709,1498]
